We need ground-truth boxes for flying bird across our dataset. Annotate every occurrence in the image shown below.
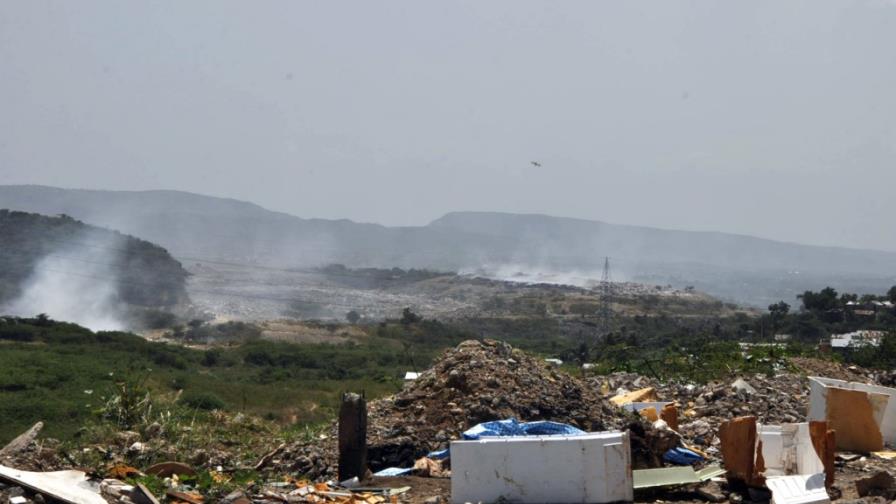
[530,161,542,167]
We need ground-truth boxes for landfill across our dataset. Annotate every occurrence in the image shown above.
[3,343,896,503]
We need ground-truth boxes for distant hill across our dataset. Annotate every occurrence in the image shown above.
[1,185,895,306]
[0,209,189,328]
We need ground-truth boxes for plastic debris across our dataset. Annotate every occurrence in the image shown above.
[462,418,586,440]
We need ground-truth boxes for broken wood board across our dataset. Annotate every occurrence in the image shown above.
[0,422,43,457]
[719,416,764,486]
[825,387,886,452]
[0,464,106,504]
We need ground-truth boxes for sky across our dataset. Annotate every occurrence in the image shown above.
[2,1,896,251]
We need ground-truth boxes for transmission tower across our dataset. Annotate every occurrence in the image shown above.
[599,256,612,338]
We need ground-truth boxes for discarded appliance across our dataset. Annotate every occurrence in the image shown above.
[632,465,725,489]
[403,371,419,380]
[0,464,107,504]
[621,401,679,430]
[765,473,830,504]
[718,417,835,488]
[808,376,896,452]
[451,431,632,504]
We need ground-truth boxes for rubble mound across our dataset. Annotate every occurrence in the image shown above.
[278,339,639,478]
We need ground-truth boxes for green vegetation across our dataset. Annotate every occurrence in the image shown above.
[4,284,896,446]
[0,316,412,443]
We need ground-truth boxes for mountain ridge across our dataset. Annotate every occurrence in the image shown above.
[2,185,895,306]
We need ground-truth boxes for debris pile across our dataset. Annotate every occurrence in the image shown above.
[597,371,812,450]
[275,339,649,478]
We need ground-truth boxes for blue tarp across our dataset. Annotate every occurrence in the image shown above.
[462,418,586,440]
[427,448,450,460]
[373,466,415,477]
[663,447,704,465]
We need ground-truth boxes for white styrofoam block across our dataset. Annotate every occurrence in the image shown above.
[808,376,896,445]
[758,423,825,477]
[450,432,632,504]
[766,473,830,504]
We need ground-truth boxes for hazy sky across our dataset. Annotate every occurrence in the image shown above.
[2,1,896,250]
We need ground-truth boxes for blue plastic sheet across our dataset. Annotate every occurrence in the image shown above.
[427,448,450,460]
[373,466,415,477]
[462,418,586,440]
[663,447,704,465]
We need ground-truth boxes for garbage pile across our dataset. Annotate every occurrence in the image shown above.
[274,339,674,478]
[596,371,811,452]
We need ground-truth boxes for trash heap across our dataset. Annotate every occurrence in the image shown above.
[595,371,812,453]
[275,339,675,478]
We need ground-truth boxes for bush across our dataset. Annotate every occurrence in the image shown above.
[180,391,225,411]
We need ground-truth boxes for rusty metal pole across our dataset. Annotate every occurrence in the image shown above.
[338,392,367,481]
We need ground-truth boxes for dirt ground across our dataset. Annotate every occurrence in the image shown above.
[362,476,450,503]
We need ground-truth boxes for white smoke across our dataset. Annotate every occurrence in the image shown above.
[460,263,628,289]
[3,234,127,331]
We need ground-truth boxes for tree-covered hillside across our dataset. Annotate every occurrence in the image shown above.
[0,209,189,309]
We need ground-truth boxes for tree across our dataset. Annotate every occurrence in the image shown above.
[798,287,839,312]
[345,310,361,324]
[768,301,790,318]
[400,307,421,325]
[888,285,896,304]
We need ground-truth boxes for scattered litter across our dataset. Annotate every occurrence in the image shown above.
[166,490,204,504]
[145,461,196,478]
[731,378,757,395]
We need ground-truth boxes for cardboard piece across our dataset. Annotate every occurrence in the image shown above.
[610,387,658,406]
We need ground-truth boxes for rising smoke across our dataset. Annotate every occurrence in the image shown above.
[3,232,127,331]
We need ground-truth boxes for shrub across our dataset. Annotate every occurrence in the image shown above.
[180,391,225,411]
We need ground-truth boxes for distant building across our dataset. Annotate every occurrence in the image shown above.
[845,300,894,316]
[830,330,886,349]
